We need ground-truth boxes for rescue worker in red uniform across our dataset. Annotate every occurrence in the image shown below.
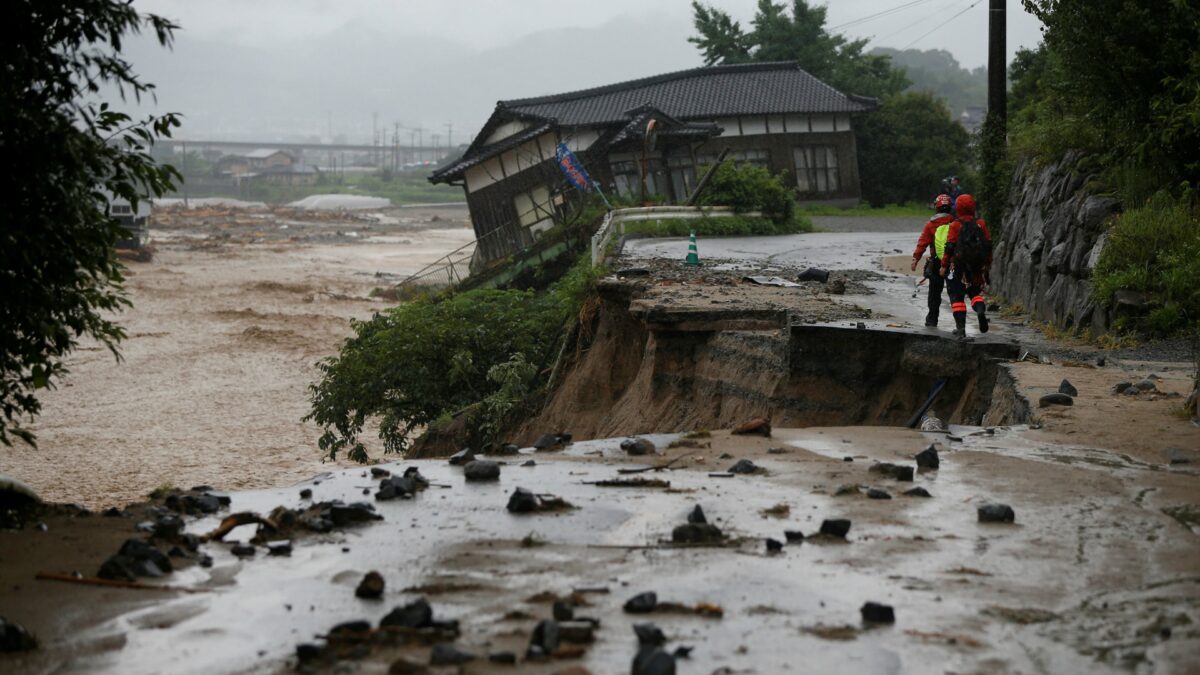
[911,194,956,327]
[940,194,992,338]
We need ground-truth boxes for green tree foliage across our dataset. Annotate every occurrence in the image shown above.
[1,1,181,446]
[306,260,599,462]
[688,1,971,205]
[697,160,800,225]
[855,92,974,207]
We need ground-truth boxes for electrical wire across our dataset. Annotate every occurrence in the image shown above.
[829,0,940,31]
[900,0,984,49]
[871,0,967,45]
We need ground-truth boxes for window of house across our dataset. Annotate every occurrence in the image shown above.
[111,204,132,215]
[666,155,696,203]
[698,149,770,169]
[793,146,840,193]
[514,185,555,229]
[610,158,665,200]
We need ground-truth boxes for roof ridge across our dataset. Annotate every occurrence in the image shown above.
[499,61,805,109]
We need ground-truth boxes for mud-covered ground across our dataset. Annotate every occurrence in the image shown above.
[2,204,474,508]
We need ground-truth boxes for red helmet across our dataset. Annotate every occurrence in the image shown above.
[934,194,952,211]
[955,194,976,218]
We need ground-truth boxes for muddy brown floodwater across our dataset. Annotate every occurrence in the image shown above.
[0,205,474,508]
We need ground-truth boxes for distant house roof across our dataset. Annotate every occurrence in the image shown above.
[244,148,292,159]
[430,62,876,184]
[500,61,877,125]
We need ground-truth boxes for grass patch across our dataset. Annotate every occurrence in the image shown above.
[1093,195,1200,337]
[624,214,811,238]
[798,202,930,218]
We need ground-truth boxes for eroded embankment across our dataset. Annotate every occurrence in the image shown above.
[525,282,1026,441]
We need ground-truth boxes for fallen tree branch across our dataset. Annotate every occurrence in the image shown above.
[616,452,695,474]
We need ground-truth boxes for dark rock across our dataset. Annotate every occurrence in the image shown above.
[673,646,694,659]
[299,488,312,500]
[728,459,759,474]
[632,647,676,675]
[381,598,433,629]
[687,505,707,524]
[430,643,475,665]
[304,516,333,533]
[819,519,851,538]
[617,267,651,277]
[1134,378,1157,392]
[553,600,575,621]
[784,530,804,542]
[97,555,142,581]
[370,467,391,478]
[767,446,789,454]
[1039,393,1074,407]
[766,538,784,553]
[488,651,517,664]
[507,487,539,513]
[102,507,123,517]
[448,448,475,466]
[266,540,292,557]
[376,475,416,501]
[869,463,914,482]
[558,432,573,444]
[903,487,932,498]
[797,267,830,283]
[231,544,256,558]
[633,622,667,647]
[978,503,1016,523]
[328,502,382,526]
[521,460,536,467]
[866,489,892,500]
[528,619,560,654]
[1111,381,1131,394]
[168,546,187,558]
[621,437,656,456]
[152,515,185,539]
[1165,447,1197,465]
[1123,386,1140,396]
[1058,379,1078,397]
[549,620,586,644]
[329,620,371,638]
[827,278,846,294]
[624,591,658,614]
[295,642,324,662]
[387,657,427,673]
[463,460,501,482]
[403,467,430,487]
[843,456,854,462]
[915,444,940,470]
[532,433,562,451]
[119,538,172,574]
[834,484,859,496]
[671,523,723,544]
[856,322,867,330]
[1096,356,1106,367]
[356,571,385,599]
[861,602,895,624]
[499,443,521,455]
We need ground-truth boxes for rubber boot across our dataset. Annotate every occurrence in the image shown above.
[975,302,989,333]
[925,309,938,328]
[952,312,967,339]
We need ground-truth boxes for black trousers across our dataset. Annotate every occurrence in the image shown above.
[923,259,945,323]
[946,265,985,328]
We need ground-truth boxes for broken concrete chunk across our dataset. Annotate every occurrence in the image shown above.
[819,519,851,538]
[866,488,892,500]
[978,503,1016,523]
[380,598,433,629]
[869,463,914,482]
[672,523,723,544]
[463,460,501,482]
[1039,393,1074,407]
[860,602,895,624]
[797,267,830,283]
[1058,379,1078,397]
[687,504,707,524]
[621,437,657,456]
[624,592,658,614]
[728,459,759,474]
[356,571,385,599]
[903,487,932,498]
[915,444,940,470]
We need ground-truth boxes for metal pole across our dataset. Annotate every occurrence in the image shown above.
[988,0,1006,129]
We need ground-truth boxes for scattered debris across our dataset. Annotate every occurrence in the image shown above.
[97,538,173,581]
[507,488,572,514]
[759,502,790,517]
[802,624,859,641]
[356,571,385,599]
[1058,379,1078,397]
[819,519,851,538]
[903,487,932,498]
[869,463,914,482]
[624,592,658,614]
[448,448,475,466]
[915,444,940,470]
[797,267,830,283]
[0,617,38,652]
[983,606,1058,624]
[430,643,475,665]
[672,522,724,544]
[586,478,670,488]
[728,459,761,474]
[834,484,860,496]
[784,530,805,543]
[1039,393,1074,407]
[977,503,1016,523]
[861,601,895,624]
[765,538,784,554]
[731,417,771,437]
[766,446,790,454]
[688,505,707,524]
[463,460,501,482]
[620,438,657,456]
[866,488,892,500]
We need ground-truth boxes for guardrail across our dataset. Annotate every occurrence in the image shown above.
[590,206,753,264]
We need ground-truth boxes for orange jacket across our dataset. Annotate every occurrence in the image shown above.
[913,212,955,262]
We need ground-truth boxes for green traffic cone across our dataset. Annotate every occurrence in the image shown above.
[685,230,700,266]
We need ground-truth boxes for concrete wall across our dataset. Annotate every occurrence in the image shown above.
[992,151,1121,335]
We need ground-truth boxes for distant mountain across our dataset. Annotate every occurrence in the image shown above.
[872,47,987,115]
[117,11,699,143]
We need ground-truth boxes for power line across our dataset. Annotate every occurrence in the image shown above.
[901,0,984,49]
[829,0,940,31]
[871,0,967,45]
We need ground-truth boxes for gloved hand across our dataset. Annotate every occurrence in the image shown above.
[910,258,919,272]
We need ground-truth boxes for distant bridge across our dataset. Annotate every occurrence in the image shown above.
[157,139,430,154]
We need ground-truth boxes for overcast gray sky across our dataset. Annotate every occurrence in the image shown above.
[128,0,1043,142]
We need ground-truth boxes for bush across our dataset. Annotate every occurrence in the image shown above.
[1093,195,1200,336]
[696,160,799,225]
[306,257,599,461]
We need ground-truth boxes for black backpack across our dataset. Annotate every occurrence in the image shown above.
[955,219,989,268]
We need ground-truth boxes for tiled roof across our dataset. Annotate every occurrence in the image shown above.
[428,122,553,183]
[499,61,876,124]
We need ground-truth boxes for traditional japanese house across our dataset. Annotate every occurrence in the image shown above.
[429,61,877,265]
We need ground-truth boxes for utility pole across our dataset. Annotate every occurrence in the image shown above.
[981,0,1007,227]
[393,121,401,172]
[988,0,1006,130]
[445,122,453,151]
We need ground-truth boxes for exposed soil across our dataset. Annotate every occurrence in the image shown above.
[1,205,473,508]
